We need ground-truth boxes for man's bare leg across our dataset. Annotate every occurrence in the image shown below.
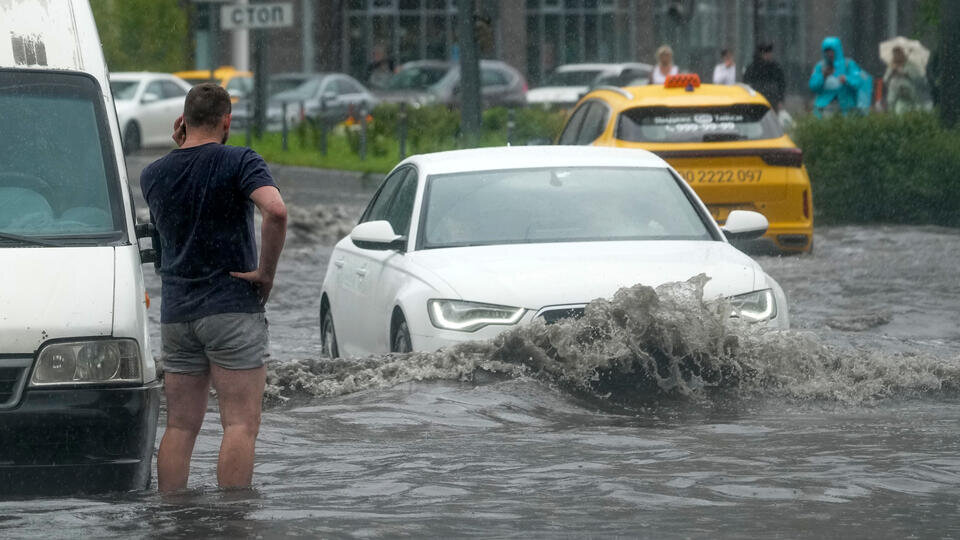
[210,364,266,488]
[158,372,211,492]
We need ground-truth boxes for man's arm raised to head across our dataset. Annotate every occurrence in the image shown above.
[230,185,287,304]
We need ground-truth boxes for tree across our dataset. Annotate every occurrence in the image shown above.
[457,0,481,144]
[940,0,960,127]
[89,0,191,72]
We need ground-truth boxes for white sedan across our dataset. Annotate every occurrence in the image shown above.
[320,146,788,357]
[110,72,192,154]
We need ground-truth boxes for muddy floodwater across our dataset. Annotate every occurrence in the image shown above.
[2,155,959,538]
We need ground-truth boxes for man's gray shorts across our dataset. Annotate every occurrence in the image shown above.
[161,312,269,374]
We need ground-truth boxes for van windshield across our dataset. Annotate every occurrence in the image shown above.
[0,70,126,245]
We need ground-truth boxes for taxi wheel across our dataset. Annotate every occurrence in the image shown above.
[321,309,339,358]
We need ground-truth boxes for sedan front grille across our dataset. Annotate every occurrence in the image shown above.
[538,307,585,325]
[0,359,31,409]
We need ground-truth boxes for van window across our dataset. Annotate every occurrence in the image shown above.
[0,71,125,244]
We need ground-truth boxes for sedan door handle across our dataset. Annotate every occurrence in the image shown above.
[356,268,368,277]
[334,258,345,268]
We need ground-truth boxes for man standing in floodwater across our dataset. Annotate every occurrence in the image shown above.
[141,83,288,492]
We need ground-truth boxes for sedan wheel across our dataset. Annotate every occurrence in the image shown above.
[123,122,141,155]
[392,319,412,354]
[321,309,339,358]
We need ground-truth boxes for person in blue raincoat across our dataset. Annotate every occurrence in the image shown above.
[809,36,866,116]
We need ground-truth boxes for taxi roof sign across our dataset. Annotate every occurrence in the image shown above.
[664,73,701,90]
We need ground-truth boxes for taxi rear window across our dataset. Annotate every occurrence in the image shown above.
[616,105,783,143]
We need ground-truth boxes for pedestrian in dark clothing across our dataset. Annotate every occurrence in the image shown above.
[744,42,786,110]
[141,83,288,492]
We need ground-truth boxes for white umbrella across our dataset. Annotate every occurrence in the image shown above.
[879,36,930,72]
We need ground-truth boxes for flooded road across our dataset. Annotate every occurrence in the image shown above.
[2,152,959,538]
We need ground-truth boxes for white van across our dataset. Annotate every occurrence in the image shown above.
[0,0,160,494]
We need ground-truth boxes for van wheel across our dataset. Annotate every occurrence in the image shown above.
[321,309,339,358]
[392,317,412,354]
[123,122,141,155]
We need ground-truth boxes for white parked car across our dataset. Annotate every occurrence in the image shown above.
[319,146,788,358]
[526,63,653,107]
[110,72,192,154]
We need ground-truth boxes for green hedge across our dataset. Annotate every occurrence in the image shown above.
[236,104,566,174]
[793,112,960,226]
[230,104,565,173]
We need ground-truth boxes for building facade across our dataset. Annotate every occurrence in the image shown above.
[192,0,925,101]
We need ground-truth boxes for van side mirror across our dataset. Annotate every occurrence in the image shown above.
[135,222,161,266]
[141,92,160,104]
[721,210,768,241]
[350,220,406,251]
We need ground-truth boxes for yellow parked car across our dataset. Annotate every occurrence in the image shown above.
[558,74,813,253]
[173,66,253,103]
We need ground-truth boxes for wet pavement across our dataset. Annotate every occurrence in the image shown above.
[2,150,959,538]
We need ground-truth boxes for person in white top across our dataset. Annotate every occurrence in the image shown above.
[651,44,679,84]
[713,49,737,85]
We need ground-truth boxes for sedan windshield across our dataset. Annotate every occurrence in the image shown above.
[110,80,139,101]
[617,104,784,143]
[386,66,449,90]
[421,167,712,249]
[270,77,321,101]
[0,71,125,244]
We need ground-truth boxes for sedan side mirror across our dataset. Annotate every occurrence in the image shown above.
[350,220,406,251]
[721,210,768,241]
[141,92,160,104]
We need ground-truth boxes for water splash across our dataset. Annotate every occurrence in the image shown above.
[266,276,960,406]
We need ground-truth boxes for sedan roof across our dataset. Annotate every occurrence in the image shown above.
[404,146,669,176]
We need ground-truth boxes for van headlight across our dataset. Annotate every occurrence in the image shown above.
[31,339,142,386]
[428,299,525,332]
[728,289,777,323]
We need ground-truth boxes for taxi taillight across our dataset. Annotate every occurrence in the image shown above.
[654,147,804,168]
[760,148,804,167]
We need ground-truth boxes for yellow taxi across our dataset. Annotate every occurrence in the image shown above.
[173,65,253,103]
[558,74,812,253]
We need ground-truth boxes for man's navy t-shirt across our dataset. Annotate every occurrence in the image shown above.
[141,143,278,323]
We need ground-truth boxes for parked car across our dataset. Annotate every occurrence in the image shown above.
[174,65,253,103]
[231,72,378,131]
[526,62,653,107]
[110,72,193,154]
[376,59,527,107]
[319,146,788,357]
[1,0,160,496]
[557,75,814,254]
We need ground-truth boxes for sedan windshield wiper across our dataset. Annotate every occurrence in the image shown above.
[0,231,68,247]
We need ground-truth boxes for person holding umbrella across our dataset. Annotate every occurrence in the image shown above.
[880,37,931,113]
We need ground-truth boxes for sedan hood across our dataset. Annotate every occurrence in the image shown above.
[408,241,758,310]
[0,247,115,353]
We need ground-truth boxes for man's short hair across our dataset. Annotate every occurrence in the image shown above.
[184,83,232,129]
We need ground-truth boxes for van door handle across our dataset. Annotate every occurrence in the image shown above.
[356,268,367,277]
[334,258,345,268]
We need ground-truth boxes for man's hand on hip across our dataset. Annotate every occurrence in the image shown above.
[230,269,274,305]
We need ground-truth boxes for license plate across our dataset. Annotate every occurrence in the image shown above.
[677,169,763,184]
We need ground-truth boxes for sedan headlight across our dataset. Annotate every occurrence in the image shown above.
[728,289,777,323]
[428,299,525,332]
[31,339,142,386]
